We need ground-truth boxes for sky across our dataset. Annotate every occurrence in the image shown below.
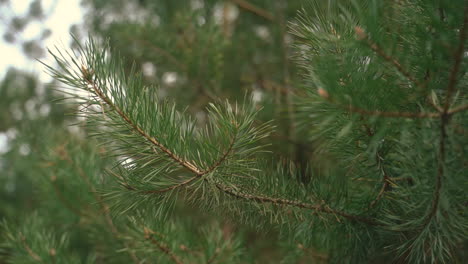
[0,0,84,153]
[0,0,84,82]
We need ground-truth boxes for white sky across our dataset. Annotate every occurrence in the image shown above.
[0,0,84,82]
[0,0,84,153]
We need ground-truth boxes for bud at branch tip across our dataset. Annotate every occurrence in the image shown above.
[355,26,367,40]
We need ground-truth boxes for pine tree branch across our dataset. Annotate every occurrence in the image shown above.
[355,26,422,88]
[82,71,204,176]
[443,3,468,111]
[200,130,238,175]
[421,2,468,230]
[83,75,378,226]
[143,227,183,264]
[79,54,381,228]
[20,234,43,263]
[448,103,468,114]
[344,101,440,118]
[230,0,274,21]
[114,127,238,194]
[142,176,199,194]
[369,152,393,208]
[131,131,236,193]
[279,2,297,157]
[317,88,440,118]
[214,182,379,226]
[425,113,447,224]
[207,248,221,264]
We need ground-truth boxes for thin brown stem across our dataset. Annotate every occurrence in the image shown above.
[345,104,440,118]
[427,98,443,112]
[421,113,447,230]
[20,234,43,263]
[82,68,381,226]
[144,227,183,264]
[83,75,204,176]
[207,248,221,264]
[278,2,296,157]
[135,131,237,194]
[142,176,199,194]
[448,103,468,114]
[355,26,422,88]
[49,248,57,264]
[443,4,468,111]
[215,182,379,225]
[421,2,468,229]
[370,170,392,208]
[201,131,238,175]
[230,0,274,21]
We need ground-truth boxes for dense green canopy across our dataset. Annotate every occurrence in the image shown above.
[1,0,467,263]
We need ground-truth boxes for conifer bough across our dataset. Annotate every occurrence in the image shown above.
[37,0,468,263]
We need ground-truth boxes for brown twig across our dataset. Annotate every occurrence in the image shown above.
[142,176,199,194]
[201,130,238,175]
[448,103,468,114]
[317,88,440,118]
[215,182,379,225]
[131,130,237,194]
[421,2,468,231]
[279,2,296,156]
[345,104,440,118]
[83,73,204,176]
[207,248,221,264]
[230,0,274,21]
[369,153,393,208]
[424,113,447,225]
[443,4,468,111]
[427,97,443,112]
[20,234,43,263]
[82,68,380,226]
[355,26,422,88]
[144,227,183,264]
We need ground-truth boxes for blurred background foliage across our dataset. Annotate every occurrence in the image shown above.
[0,0,320,263]
[1,0,466,263]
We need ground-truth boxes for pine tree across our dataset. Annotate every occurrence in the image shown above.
[1,0,467,263]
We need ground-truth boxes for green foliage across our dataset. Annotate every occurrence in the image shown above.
[1,0,467,263]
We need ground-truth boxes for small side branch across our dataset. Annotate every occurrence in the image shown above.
[448,103,468,114]
[355,26,422,88]
[369,152,393,208]
[207,248,221,264]
[142,176,199,194]
[317,88,440,119]
[345,104,440,118]
[215,182,379,225]
[82,73,203,176]
[443,4,468,111]
[230,0,274,21]
[144,227,183,264]
[20,234,43,263]
[422,2,468,229]
[201,131,238,175]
